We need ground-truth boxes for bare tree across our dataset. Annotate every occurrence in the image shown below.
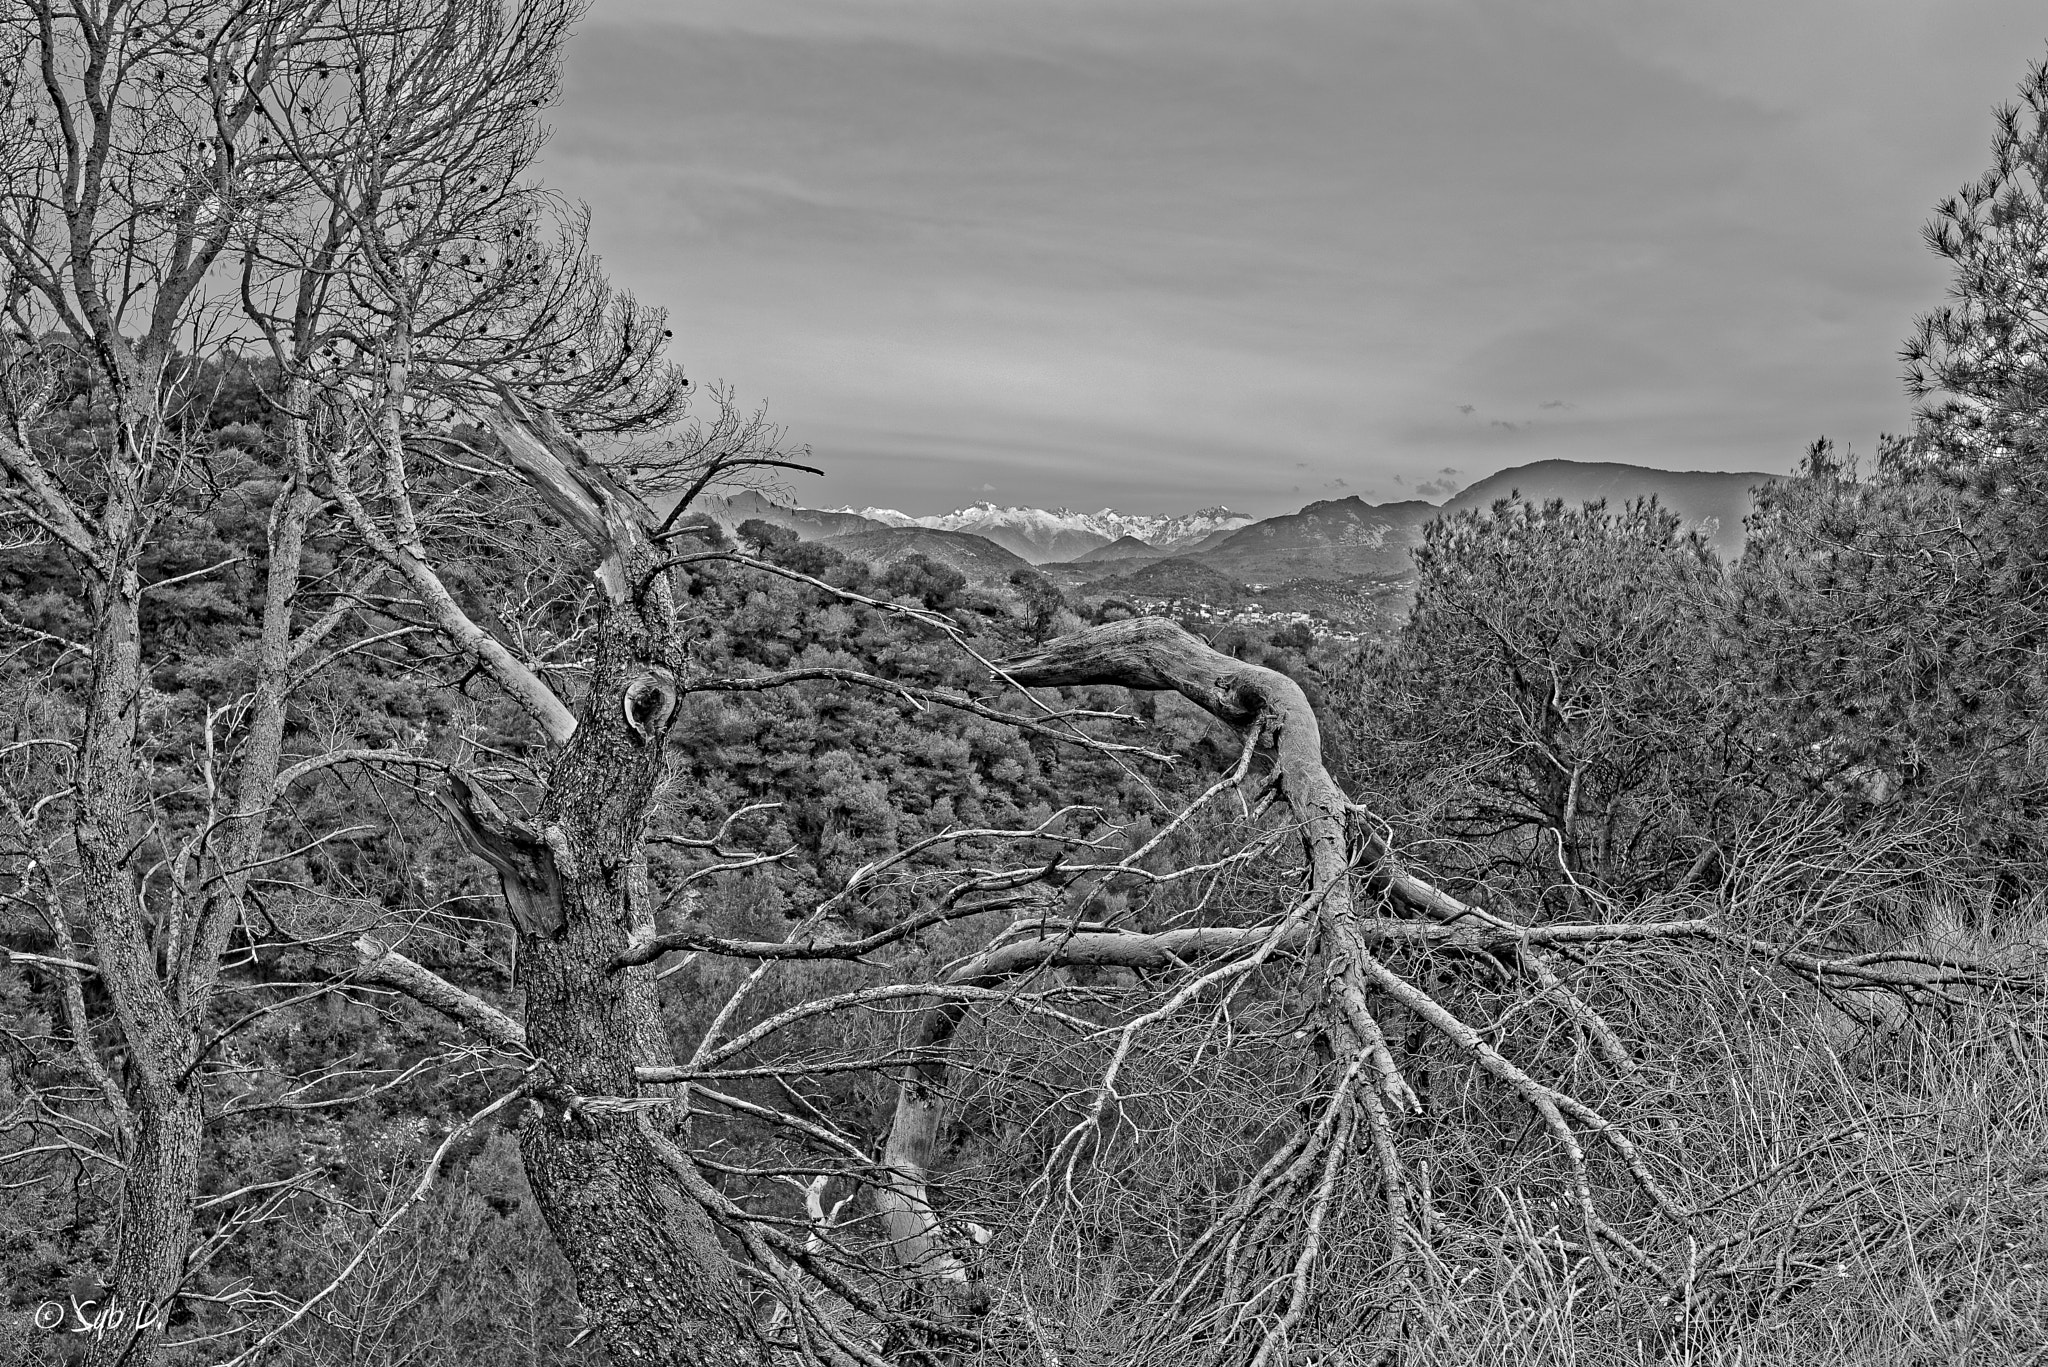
[0,6,360,1362]
[0,3,692,1362]
[9,6,2029,1367]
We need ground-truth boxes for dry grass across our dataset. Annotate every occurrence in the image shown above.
[948,847,2048,1367]
[1395,903,2048,1367]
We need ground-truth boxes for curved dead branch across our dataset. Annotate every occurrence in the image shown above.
[967,617,1669,1354]
[326,610,2005,1362]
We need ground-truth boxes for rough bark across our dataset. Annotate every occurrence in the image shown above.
[77,444,320,1367]
[9,16,311,1352]
[351,934,530,1053]
[3,11,715,1362]
[74,570,199,1367]
[332,385,771,1357]
[510,626,760,1366]
[432,403,764,1365]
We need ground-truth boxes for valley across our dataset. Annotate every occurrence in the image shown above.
[698,458,1783,639]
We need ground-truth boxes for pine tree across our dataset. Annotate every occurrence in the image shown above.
[1904,47,2048,464]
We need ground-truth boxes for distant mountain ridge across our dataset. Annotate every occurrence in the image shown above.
[687,460,1784,621]
[696,490,892,541]
[1178,460,1777,586]
[838,502,1255,563]
[1041,460,1784,632]
[1195,497,1439,582]
[1439,460,1773,562]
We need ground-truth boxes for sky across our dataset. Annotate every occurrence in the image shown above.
[540,0,2048,517]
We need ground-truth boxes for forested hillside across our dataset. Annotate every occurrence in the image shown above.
[4,5,2048,1367]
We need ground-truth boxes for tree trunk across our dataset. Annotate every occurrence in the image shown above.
[82,1090,201,1367]
[73,575,196,1367]
[451,611,762,1365]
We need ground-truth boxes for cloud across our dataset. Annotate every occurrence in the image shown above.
[979,482,996,491]
[1325,477,1350,489]
[548,0,2031,515]
[1416,477,1461,499]
[1489,419,1527,432]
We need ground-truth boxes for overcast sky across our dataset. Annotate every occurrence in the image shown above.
[540,0,2048,517]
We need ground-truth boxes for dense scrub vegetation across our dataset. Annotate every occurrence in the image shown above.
[1284,55,2048,1360]
[5,6,2048,1365]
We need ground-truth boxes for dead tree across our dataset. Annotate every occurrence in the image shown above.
[0,7,362,1363]
[6,5,2019,1366]
[345,469,2002,1363]
[0,3,704,1362]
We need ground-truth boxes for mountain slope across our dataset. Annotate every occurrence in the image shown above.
[1195,497,1439,582]
[819,527,1033,584]
[926,506,1111,563]
[1188,460,1783,584]
[1082,557,1248,606]
[1178,525,1247,556]
[689,461,1781,597]
[1038,555,1167,590]
[696,490,891,540]
[1073,535,1168,564]
[1442,460,1777,561]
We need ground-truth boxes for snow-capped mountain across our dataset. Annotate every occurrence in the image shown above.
[838,502,1254,563]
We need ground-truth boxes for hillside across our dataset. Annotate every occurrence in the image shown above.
[1188,460,1783,585]
[1442,460,1778,562]
[695,489,892,540]
[1079,556,1248,606]
[1038,555,1170,590]
[818,526,1033,583]
[1073,534,1168,563]
[693,461,1786,622]
[1178,525,1247,556]
[1196,497,1439,582]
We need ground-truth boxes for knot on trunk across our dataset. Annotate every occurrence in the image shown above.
[436,773,566,937]
[621,667,678,742]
